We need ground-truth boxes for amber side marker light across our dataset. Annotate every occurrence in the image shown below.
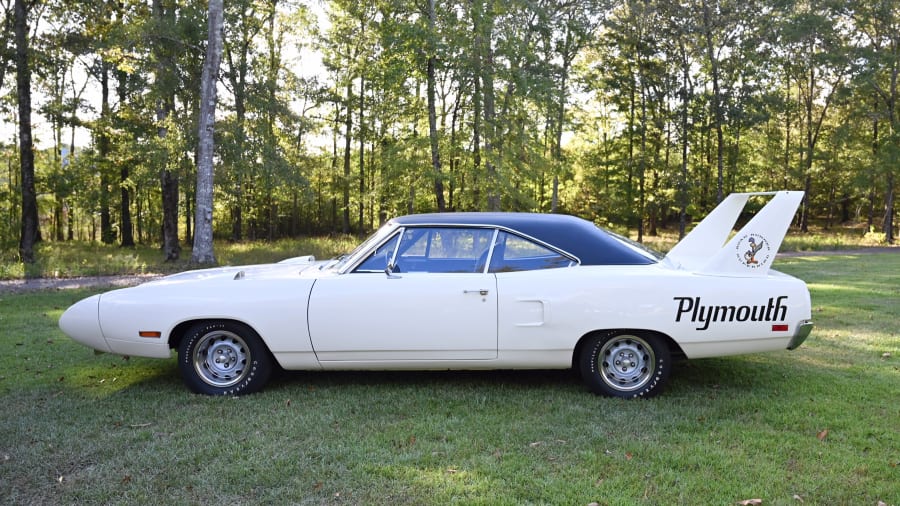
[139,331,162,338]
[771,324,789,332]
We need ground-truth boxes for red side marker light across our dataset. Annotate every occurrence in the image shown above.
[139,331,162,338]
[772,324,789,332]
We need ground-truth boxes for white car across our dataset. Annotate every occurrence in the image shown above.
[59,191,813,398]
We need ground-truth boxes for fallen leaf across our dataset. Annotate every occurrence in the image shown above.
[446,468,458,474]
[882,352,892,359]
[793,494,803,502]
[625,452,633,461]
[313,482,323,491]
[121,475,132,484]
[529,441,543,448]
[816,429,829,441]
[738,500,762,506]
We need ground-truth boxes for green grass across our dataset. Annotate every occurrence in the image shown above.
[1,254,899,504]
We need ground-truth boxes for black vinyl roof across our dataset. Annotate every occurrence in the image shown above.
[389,212,658,266]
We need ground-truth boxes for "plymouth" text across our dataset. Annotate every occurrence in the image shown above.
[674,296,788,331]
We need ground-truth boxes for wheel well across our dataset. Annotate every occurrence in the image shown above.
[570,328,686,370]
[168,319,261,351]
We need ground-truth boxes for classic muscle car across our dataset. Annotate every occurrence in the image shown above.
[59,191,813,398]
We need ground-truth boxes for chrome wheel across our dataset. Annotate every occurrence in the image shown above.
[580,331,670,398]
[192,330,250,388]
[598,335,655,392]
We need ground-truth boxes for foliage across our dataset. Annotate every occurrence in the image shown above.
[0,253,898,504]
[1,0,899,262]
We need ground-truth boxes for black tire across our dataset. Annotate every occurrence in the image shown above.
[178,321,273,396]
[579,331,671,398]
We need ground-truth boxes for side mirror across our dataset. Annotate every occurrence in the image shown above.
[384,263,401,279]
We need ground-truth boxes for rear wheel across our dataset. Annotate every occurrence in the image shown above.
[579,331,670,398]
[178,321,273,395]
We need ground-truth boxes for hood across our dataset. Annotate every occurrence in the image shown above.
[140,255,329,288]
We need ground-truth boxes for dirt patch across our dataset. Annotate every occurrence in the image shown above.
[0,274,162,295]
[777,247,899,257]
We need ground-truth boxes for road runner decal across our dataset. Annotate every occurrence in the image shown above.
[674,296,788,331]
[736,233,771,268]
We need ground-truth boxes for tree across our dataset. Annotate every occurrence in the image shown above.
[777,0,850,232]
[849,0,900,243]
[191,0,223,264]
[14,0,39,264]
[425,0,446,212]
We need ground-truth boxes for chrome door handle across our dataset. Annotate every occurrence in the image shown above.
[464,289,489,296]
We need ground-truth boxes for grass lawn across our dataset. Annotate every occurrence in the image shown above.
[1,253,898,505]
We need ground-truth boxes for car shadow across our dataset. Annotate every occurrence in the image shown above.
[269,368,584,393]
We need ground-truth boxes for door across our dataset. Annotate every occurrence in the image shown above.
[307,227,498,362]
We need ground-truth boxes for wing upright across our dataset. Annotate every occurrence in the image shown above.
[663,191,804,277]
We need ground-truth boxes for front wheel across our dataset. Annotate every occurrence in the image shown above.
[579,331,670,398]
[178,321,273,395]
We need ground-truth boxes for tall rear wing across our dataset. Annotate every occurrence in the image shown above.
[663,191,804,276]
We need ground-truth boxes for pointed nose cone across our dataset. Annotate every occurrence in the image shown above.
[59,295,111,353]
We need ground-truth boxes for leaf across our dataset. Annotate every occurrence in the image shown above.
[738,500,762,506]
[793,494,804,502]
[816,429,829,441]
[882,352,892,359]
[625,452,633,461]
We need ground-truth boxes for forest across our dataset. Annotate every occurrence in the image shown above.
[1,0,898,265]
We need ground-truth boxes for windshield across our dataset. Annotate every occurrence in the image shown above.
[327,221,400,272]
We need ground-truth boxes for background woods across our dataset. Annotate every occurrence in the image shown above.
[1,0,898,263]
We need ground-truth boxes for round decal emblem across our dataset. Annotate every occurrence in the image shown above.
[735,233,771,268]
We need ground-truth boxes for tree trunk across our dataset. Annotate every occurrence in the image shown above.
[118,70,135,247]
[15,0,40,264]
[99,61,115,244]
[191,0,224,265]
[426,0,446,212]
[342,79,353,234]
[154,0,179,261]
[358,75,366,230]
[702,0,725,204]
[885,173,895,244]
[678,41,691,239]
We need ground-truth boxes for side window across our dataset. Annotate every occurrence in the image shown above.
[395,227,494,273]
[354,233,400,272]
[489,231,573,272]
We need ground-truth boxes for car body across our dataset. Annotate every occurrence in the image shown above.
[59,191,813,398]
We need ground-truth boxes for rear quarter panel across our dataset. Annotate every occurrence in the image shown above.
[495,264,811,361]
